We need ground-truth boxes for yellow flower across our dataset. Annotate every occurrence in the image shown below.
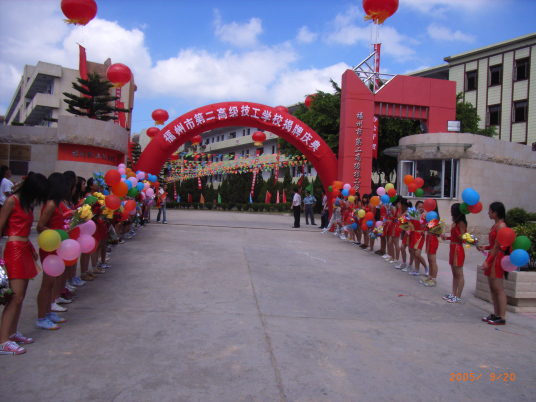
[80,210,89,219]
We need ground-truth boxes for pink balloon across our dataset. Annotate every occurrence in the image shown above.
[137,172,145,180]
[377,187,386,196]
[143,182,150,190]
[141,192,146,200]
[77,234,96,253]
[376,221,383,228]
[343,183,351,190]
[118,163,126,169]
[501,256,517,272]
[129,209,136,215]
[146,188,154,197]
[79,220,96,236]
[128,177,138,187]
[56,239,81,261]
[42,255,65,277]
[118,168,126,175]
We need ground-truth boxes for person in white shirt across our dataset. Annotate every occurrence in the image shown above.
[291,187,301,228]
[0,166,14,209]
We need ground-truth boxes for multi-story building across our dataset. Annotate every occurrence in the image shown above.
[411,32,536,145]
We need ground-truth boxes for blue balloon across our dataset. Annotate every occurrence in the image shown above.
[136,182,144,191]
[342,189,350,197]
[351,222,358,230]
[380,194,390,204]
[426,211,438,222]
[366,220,374,228]
[121,174,127,179]
[103,189,109,196]
[510,249,530,267]
[462,188,480,206]
[125,180,132,190]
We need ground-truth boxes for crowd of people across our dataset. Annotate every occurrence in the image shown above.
[317,191,509,325]
[0,166,166,356]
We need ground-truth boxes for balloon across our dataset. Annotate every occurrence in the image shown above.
[38,230,62,252]
[333,181,343,189]
[414,177,424,188]
[366,220,374,228]
[332,188,340,197]
[128,209,136,216]
[497,227,516,247]
[63,258,79,266]
[328,186,332,192]
[385,183,394,191]
[127,172,136,179]
[55,229,69,242]
[370,196,380,206]
[128,177,138,187]
[136,182,145,191]
[381,194,390,204]
[377,187,386,196]
[358,209,366,218]
[468,201,483,214]
[351,222,358,230]
[426,211,438,222]
[501,256,518,272]
[56,239,81,262]
[512,236,532,251]
[414,188,424,197]
[77,234,96,254]
[143,182,150,190]
[341,189,349,197]
[362,221,369,231]
[105,194,122,210]
[423,199,437,212]
[348,188,356,196]
[364,212,374,221]
[68,226,81,240]
[348,196,355,203]
[459,203,470,215]
[404,175,414,185]
[376,221,383,228]
[137,172,145,180]
[124,200,136,212]
[127,188,138,198]
[408,183,418,193]
[510,249,530,267]
[118,163,126,169]
[103,189,109,196]
[42,255,65,277]
[118,168,126,175]
[112,182,128,197]
[146,188,155,197]
[104,170,121,186]
[60,0,97,26]
[125,180,133,190]
[343,183,351,190]
[462,188,480,206]
[387,188,396,198]
[390,195,397,203]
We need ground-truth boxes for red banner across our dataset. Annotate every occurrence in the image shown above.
[374,43,381,92]
[197,177,202,189]
[114,87,122,125]
[57,143,124,166]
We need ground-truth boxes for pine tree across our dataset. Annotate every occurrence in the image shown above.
[63,72,130,121]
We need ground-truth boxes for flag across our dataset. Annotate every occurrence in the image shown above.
[79,45,88,81]
[265,191,271,204]
[283,191,287,203]
[276,190,280,204]
[200,194,205,204]
[188,193,192,203]
[218,193,221,203]
[297,173,304,188]
[249,194,252,203]
[197,177,202,189]
[306,183,313,194]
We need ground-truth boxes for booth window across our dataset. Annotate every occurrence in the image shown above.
[465,70,477,91]
[400,159,459,199]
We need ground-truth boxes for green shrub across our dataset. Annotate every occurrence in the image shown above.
[206,204,213,210]
[242,203,249,211]
[217,203,222,210]
[252,203,259,212]
[506,207,535,228]
[276,204,285,212]
[263,203,272,212]
[512,223,536,271]
[228,202,236,210]
[236,204,242,211]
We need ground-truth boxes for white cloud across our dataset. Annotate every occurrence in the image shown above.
[296,26,318,44]
[427,23,476,43]
[214,9,262,48]
[403,0,489,15]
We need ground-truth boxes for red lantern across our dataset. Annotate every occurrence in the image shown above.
[191,135,202,146]
[275,105,288,114]
[146,127,159,138]
[152,109,169,125]
[252,131,267,147]
[305,95,315,108]
[61,0,97,26]
[106,63,132,88]
[363,0,399,25]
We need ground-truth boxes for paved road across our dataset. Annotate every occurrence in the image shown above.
[2,210,535,401]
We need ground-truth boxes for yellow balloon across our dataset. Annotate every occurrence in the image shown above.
[38,229,62,252]
[348,195,355,203]
[385,183,394,191]
[358,209,366,218]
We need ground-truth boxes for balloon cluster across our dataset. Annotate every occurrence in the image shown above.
[329,181,356,199]
[497,228,532,271]
[377,183,397,204]
[459,188,483,215]
[106,164,159,203]
[403,175,425,197]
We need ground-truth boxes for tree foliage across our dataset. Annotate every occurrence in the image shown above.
[63,72,130,121]
[456,93,497,137]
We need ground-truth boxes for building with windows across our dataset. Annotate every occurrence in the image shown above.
[410,32,536,145]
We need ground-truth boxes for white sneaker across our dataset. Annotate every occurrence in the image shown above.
[395,262,406,269]
[424,267,429,276]
[409,270,421,276]
[55,297,72,305]
[382,254,390,259]
[389,259,399,264]
[365,247,372,252]
[65,283,78,292]
[321,230,327,234]
[51,302,67,312]
[401,266,411,272]
[340,235,346,240]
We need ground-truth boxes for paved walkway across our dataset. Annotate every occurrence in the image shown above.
[2,210,535,401]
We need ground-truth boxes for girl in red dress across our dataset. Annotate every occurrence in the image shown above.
[359,195,370,249]
[409,201,428,276]
[422,204,440,287]
[0,173,48,355]
[397,200,414,271]
[440,203,467,303]
[352,193,362,245]
[388,196,404,264]
[477,202,508,325]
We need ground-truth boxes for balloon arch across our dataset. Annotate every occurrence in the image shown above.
[134,101,338,196]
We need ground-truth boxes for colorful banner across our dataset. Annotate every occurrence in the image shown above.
[372,115,379,159]
[57,143,124,166]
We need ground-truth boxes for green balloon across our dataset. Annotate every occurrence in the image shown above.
[512,236,531,251]
[390,195,397,203]
[414,188,424,197]
[55,229,69,242]
[84,196,97,205]
[127,188,138,197]
[460,202,470,215]
[328,186,332,192]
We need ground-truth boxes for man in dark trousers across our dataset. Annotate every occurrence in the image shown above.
[303,189,316,225]
[291,187,301,228]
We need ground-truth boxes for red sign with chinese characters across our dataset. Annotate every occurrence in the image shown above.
[58,143,125,166]
[372,116,378,159]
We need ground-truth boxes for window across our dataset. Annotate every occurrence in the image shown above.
[257,147,264,156]
[204,139,210,145]
[230,132,236,139]
[465,70,477,91]
[514,58,529,81]
[487,105,501,126]
[246,149,249,157]
[247,128,251,135]
[400,159,459,199]
[513,101,527,123]
[217,136,220,142]
[489,65,502,86]
[211,137,214,143]
[272,145,275,154]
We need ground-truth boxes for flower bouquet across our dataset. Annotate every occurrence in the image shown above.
[398,215,413,231]
[371,224,384,239]
[65,204,94,231]
[462,232,479,249]
[0,259,13,306]
[93,172,106,188]
[426,219,445,235]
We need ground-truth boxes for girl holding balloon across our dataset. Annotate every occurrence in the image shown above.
[477,202,508,325]
[422,202,440,287]
[0,173,48,355]
[409,201,428,276]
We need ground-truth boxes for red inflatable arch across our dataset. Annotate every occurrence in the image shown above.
[135,101,338,195]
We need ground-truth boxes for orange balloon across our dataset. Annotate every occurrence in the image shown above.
[63,258,78,266]
[125,168,132,174]
[112,181,128,197]
[333,181,343,189]
[126,172,136,178]
[404,175,414,185]
[370,196,380,206]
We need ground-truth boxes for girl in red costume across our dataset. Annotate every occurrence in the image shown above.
[0,173,48,355]
[421,204,440,287]
[409,201,428,276]
[359,195,370,249]
[440,203,467,303]
[477,202,508,325]
[385,196,402,263]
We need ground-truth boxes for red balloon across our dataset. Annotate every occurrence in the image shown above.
[147,127,159,138]
[61,0,97,26]
[191,135,202,145]
[364,212,374,221]
[124,200,136,212]
[112,181,128,197]
[104,170,121,187]
[106,63,132,88]
[305,95,315,108]
[413,177,424,188]
[68,226,81,240]
[362,221,369,231]
[105,194,122,210]
[423,199,437,212]
[153,182,160,189]
[275,105,288,114]
[121,210,130,221]
[497,227,516,248]
[468,201,483,214]
[387,188,396,197]
[407,183,418,193]
[363,0,399,24]
[152,109,169,125]
[63,257,79,266]
[252,131,267,147]
[348,188,356,195]
[332,188,340,197]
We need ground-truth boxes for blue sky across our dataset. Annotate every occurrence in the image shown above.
[1,0,535,135]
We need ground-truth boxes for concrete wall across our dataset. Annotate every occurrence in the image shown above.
[398,133,536,235]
